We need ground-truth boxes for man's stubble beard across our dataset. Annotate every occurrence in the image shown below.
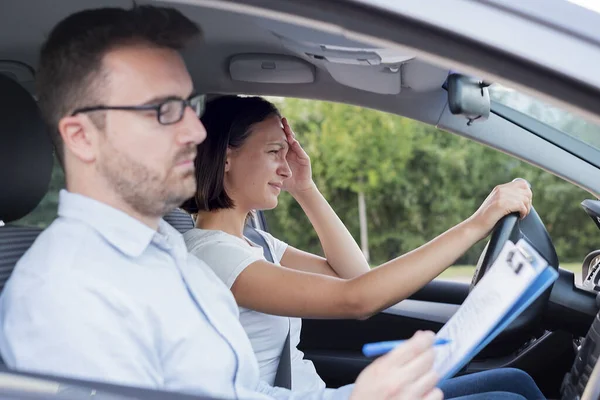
[97,143,196,219]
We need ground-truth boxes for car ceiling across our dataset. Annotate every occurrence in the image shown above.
[0,0,450,126]
[1,0,600,197]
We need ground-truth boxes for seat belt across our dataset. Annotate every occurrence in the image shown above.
[274,319,292,390]
[243,225,292,390]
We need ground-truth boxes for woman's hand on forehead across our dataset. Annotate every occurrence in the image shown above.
[282,117,295,141]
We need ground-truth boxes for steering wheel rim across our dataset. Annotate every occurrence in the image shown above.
[469,212,521,291]
[467,203,559,340]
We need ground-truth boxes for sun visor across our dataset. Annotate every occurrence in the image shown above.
[247,18,445,94]
[320,62,402,95]
[402,61,450,92]
[277,37,414,95]
[229,54,315,84]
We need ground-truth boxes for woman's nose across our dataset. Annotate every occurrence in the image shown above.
[278,159,292,178]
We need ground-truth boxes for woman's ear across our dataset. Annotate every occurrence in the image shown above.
[225,147,232,172]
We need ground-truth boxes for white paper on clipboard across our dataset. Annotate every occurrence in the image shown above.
[434,239,559,380]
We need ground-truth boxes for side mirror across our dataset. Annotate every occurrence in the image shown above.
[446,73,491,125]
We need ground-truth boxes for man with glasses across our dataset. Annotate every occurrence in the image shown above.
[0,5,443,400]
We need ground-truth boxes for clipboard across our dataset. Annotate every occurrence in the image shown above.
[434,239,559,381]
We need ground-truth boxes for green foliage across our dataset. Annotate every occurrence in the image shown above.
[264,98,596,265]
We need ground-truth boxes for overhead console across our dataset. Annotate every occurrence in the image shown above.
[229,54,316,84]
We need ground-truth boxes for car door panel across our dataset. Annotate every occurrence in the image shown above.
[299,280,573,396]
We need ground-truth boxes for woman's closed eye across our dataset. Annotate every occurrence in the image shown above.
[269,147,288,156]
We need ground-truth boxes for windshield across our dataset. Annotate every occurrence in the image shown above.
[487,0,600,153]
[568,0,600,14]
[489,85,600,151]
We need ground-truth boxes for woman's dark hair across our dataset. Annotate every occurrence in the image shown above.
[181,95,281,214]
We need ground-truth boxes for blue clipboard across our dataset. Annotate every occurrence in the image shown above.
[440,266,558,381]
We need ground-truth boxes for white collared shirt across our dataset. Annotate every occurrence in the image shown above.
[0,190,351,400]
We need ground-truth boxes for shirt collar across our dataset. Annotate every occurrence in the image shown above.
[57,190,183,258]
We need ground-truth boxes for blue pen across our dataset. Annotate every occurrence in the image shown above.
[362,338,451,357]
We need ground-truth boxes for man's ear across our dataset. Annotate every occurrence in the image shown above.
[224,147,232,172]
[57,114,99,163]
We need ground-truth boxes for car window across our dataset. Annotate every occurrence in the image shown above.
[490,84,600,151]
[18,156,65,228]
[262,98,593,282]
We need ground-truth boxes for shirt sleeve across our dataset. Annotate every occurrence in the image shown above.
[187,237,264,289]
[256,230,289,264]
[0,274,161,389]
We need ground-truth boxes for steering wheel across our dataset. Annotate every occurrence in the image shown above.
[470,212,521,291]
[471,179,531,290]
[468,194,559,337]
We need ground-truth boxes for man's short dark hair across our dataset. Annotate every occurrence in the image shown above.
[181,95,281,214]
[36,6,201,165]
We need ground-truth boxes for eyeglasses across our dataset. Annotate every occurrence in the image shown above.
[71,93,206,125]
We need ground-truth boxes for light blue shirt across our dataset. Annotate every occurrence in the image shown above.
[0,190,351,400]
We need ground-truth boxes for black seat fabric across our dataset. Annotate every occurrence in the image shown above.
[0,227,43,293]
[0,74,53,225]
[0,74,53,366]
[0,73,53,293]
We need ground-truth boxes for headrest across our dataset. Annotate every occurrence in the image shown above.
[0,73,54,224]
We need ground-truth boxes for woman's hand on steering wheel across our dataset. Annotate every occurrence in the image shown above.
[468,179,533,241]
[281,117,316,196]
